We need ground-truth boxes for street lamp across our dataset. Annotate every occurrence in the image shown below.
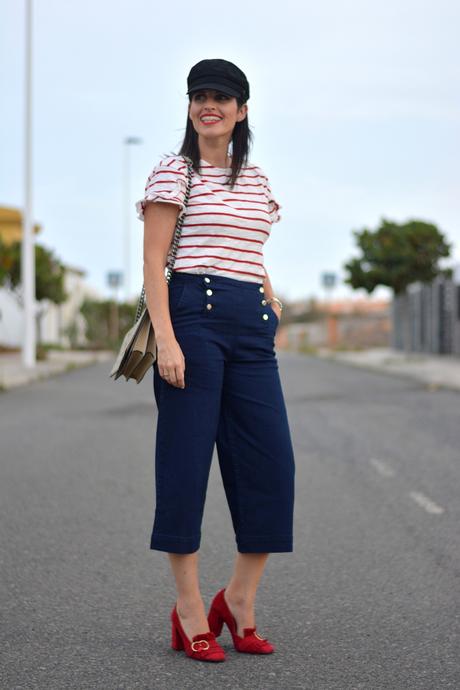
[123,136,143,302]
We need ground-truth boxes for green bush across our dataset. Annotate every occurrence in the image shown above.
[80,298,137,350]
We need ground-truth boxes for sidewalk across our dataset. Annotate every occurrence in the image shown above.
[315,346,460,392]
[0,349,114,391]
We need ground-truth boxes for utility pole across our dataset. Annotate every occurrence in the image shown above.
[22,0,36,367]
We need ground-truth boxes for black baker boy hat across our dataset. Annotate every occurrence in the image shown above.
[187,58,250,103]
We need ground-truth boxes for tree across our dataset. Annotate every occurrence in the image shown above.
[80,298,137,350]
[0,239,68,343]
[343,218,452,294]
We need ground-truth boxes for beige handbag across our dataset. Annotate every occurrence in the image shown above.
[109,156,194,383]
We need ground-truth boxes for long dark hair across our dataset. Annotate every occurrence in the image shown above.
[177,94,253,189]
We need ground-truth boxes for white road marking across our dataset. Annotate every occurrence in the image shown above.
[409,491,445,515]
[369,458,396,478]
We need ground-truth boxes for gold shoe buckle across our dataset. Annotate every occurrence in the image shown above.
[191,639,210,652]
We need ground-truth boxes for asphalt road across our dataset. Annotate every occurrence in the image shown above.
[1,353,458,690]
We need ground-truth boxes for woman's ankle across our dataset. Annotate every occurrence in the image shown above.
[224,586,256,608]
[176,595,205,614]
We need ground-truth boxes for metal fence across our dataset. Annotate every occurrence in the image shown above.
[392,274,460,356]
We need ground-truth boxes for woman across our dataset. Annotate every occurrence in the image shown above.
[136,58,296,662]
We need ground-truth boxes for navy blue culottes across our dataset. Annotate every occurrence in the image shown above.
[151,271,295,554]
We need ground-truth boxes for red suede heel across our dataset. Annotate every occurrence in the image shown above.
[208,605,224,637]
[207,588,275,654]
[170,604,226,662]
[170,617,185,650]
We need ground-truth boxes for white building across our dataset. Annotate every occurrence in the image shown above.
[0,264,102,349]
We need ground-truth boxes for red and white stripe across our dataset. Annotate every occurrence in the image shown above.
[136,154,281,283]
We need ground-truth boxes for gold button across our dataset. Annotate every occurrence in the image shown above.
[262,313,269,320]
[261,299,267,305]
[259,286,264,293]
[204,277,211,283]
[206,303,213,310]
[206,289,213,296]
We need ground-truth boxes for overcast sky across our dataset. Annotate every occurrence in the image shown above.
[1,0,459,303]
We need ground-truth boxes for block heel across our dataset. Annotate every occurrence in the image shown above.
[208,606,224,636]
[171,621,185,650]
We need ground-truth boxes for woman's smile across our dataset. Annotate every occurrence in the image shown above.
[200,116,223,126]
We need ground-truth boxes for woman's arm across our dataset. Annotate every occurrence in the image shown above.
[143,201,178,341]
[143,201,186,388]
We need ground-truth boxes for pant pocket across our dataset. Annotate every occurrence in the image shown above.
[270,305,280,329]
[168,283,187,313]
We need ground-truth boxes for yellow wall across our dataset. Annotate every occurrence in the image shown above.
[0,207,42,246]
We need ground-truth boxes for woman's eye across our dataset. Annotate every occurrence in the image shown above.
[194,93,228,101]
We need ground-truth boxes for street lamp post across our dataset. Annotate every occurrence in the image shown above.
[22,0,36,368]
[123,136,142,302]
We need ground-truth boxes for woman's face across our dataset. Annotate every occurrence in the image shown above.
[188,89,247,141]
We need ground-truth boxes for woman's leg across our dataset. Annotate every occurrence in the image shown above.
[224,553,270,636]
[168,552,211,640]
[215,336,295,555]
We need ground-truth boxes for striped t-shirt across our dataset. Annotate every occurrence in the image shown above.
[135,154,281,283]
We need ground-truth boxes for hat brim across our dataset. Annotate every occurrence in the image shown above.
[187,81,241,99]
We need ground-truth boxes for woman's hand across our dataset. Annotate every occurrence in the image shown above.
[156,336,186,388]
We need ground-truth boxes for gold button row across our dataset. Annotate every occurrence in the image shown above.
[204,276,212,309]
[202,278,269,320]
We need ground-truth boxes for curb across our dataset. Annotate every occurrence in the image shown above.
[314,349,460,393]
[0,351,115,392]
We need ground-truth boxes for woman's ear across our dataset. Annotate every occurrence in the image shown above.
[237,103,248,122]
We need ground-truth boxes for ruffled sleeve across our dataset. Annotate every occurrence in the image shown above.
[257,166,282,224]
[135,155,188,221]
